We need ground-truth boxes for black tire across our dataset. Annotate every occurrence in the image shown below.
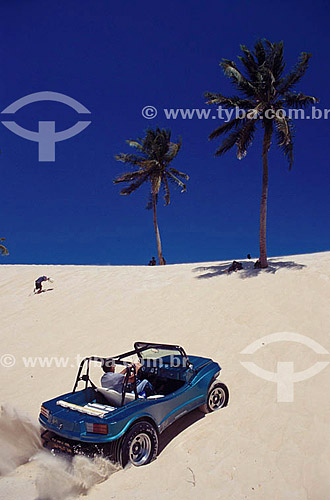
[199,381,229,414]
[119,421,158,467]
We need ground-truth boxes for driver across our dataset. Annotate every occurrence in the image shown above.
[101,361,154,398]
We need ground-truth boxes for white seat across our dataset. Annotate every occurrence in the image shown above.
[97,387,136,407]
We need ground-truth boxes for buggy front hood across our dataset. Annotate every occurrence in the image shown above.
[188,355,217,372]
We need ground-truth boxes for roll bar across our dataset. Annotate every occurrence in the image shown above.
[72,342,190,406]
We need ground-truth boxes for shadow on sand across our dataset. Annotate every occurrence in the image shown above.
[158,409,204,455]
[193,259,306,280]
[34,288,54,294]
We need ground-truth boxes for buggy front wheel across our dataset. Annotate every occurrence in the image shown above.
[199,381,229,414]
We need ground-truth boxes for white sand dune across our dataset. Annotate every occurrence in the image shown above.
[0,252,329,499]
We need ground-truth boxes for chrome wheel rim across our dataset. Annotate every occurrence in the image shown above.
[209,387,225,410]
[129,433,152,466]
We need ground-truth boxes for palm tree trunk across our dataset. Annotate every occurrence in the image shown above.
[152,194,164,265]
[259,123,273,268]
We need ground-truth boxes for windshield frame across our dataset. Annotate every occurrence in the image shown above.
[134,342,189,367]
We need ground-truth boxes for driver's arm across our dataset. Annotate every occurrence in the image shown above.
[120,363,142,382]
[119,366,135,383]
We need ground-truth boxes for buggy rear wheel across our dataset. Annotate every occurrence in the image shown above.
[119,421,158,467]
[199,381,229,414]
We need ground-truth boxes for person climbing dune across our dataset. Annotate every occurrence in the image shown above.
[34,276,53,294]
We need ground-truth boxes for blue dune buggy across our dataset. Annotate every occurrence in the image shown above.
[39,342,229,467]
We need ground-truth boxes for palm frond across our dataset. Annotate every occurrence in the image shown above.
[114,170,148,184]
[271,41,285,82]
[237,119,257,159]
[263,40,284,80]
[144,128,172,161]
[165,138,182,162]
[168,168,189,180]
[114,153,144,166]
[126,140,144,151]
[119,173,150,195]
[274,112,290,142]
[282,92,318,108]
[238,44,259,81]
[166,171,187,192]
[163,176,170,205]
[0,239,9,256]
[274,116,294,169]
[278,52,312,93]
[214,127,244,156]
[257,65,276,99]
[253,39,266,65]
[209,117,244,140]
[204,92,254,109]
[220,59,257,98]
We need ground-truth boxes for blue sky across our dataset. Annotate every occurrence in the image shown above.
[0,0,329,265]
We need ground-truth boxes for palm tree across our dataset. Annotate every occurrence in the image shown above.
[114,128,189,265]
[205,40,317,268]
[0,237,9,256]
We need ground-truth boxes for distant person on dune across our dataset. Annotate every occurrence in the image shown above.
[34,276,53,294]
[227,261,243,273]
[148,257,156,266]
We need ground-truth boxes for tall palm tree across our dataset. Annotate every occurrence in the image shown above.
[114,128,189,265]
[205,40,317,268]
[0,237,9,256]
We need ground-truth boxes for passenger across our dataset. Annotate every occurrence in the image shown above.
[101,362,154,397]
